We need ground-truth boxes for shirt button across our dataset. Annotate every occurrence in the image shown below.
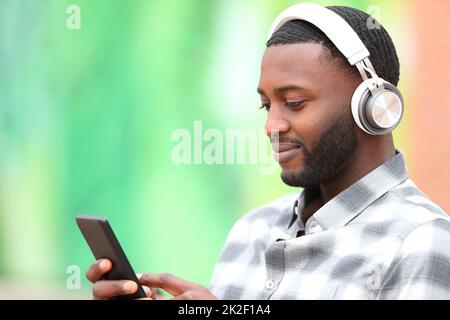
[266,280,275,290]
[307,220,322,234]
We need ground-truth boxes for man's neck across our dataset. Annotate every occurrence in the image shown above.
[302,139,396,224]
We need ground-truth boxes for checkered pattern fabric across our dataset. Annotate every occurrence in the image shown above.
[209,151,450,299]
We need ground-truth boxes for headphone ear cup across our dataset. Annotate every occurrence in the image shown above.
[351,79,404,135]
[351,81,371,134]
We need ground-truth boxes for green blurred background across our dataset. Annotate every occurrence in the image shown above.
[0,0,414,298]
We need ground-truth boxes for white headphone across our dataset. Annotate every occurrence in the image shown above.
[267,3,403,135]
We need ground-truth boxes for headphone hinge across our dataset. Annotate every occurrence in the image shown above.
[356,58,385,94]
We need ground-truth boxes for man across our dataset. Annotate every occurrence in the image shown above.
[86,4,450,299]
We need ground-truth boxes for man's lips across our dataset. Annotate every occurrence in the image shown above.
[272,143,301,153]
[272,143,301,163]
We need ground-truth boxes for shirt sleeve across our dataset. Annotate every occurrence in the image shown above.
[377,218,450,299]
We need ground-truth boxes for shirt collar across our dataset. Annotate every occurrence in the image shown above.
[288,150,409,230]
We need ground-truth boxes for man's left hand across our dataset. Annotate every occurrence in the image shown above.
[138,273,218,300]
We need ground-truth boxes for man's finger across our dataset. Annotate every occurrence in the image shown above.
[86,259,112,283]
[132,285,160,300]
[137,274,163,299]
[171,292,195,300]
[140,273,195,296]
[142,285,156,298]
[171,291,217,300]
[92,280,138,299]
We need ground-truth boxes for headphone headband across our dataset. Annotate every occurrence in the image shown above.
[267,3,370,65]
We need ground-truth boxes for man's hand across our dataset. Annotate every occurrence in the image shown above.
[139,273,217,300]
[86,259,156,300]
[86,259,217,300]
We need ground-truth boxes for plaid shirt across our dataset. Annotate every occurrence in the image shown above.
[209,151,450,299]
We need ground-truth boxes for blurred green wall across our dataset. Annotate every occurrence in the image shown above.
[0,0,407,298]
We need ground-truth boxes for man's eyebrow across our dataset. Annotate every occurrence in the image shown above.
[257,85,305,96]
[274,85,305,95]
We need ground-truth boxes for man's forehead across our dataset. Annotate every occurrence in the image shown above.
[261,42,328,70]
[259,43,330,90]
[258,42,348,91]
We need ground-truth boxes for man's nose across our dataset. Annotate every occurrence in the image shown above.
[265,106,290,138]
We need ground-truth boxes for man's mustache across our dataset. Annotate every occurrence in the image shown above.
[269,132,304,147]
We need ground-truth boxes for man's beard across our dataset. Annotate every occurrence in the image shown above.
[281,110,359,188]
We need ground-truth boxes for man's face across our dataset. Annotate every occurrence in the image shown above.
[258,43,360,188]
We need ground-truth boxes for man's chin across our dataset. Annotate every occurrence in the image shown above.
[280,169,307,188]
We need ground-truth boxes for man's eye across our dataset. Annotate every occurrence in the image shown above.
[259,103,270,111]
[284,101,305,109]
